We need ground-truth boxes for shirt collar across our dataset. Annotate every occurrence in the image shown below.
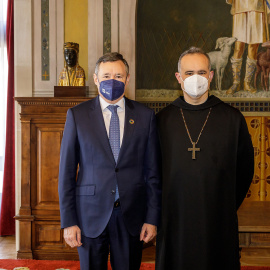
[99,95,125,111]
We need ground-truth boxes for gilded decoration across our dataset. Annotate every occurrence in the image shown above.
[245,116,270,201]
[58,42,86,86]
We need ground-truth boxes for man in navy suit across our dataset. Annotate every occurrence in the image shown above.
[58,52,161,270]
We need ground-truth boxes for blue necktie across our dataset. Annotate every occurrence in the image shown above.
[108,105,120,201]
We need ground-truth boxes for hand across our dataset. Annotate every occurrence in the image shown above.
[140,223,157,243]
[64,225,82,248]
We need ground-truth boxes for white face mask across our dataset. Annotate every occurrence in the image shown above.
[180,74,209,98]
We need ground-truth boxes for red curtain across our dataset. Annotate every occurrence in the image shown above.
[0,0,14,236]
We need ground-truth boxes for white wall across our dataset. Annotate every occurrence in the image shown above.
[14,0,33,251]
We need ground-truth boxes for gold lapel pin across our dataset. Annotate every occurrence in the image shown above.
[129,119,134,124]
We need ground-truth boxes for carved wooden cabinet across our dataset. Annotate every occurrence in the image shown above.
[15,97,90,260]
[238,201,270,265]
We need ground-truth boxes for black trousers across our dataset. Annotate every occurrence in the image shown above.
[77,206,143,270]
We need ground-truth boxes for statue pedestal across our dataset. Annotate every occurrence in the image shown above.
[54,86,89,97]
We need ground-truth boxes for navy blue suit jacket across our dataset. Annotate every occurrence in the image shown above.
[58,96,161,238]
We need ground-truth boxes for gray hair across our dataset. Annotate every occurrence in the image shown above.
[178,47,211,72]
[95,52,129,75]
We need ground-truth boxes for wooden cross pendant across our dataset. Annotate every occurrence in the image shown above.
[188,142,200,160]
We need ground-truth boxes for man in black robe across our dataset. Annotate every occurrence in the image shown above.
[155,47,254,270]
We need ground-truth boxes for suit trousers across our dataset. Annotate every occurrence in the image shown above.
[77,206,143,270]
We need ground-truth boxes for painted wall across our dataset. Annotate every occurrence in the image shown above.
[137,0,232,90]
[65,0,88,80]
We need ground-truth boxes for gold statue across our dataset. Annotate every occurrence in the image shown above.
[58,42,85,86]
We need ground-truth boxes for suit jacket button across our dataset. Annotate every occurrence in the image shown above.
[115,168,119,172]
[111,190,116,194]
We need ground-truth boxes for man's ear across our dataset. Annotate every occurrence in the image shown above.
[175,72,182,84]
[93,73,99,87]
[125,74,131,87]
[209,71,214,82]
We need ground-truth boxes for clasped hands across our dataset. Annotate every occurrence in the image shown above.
[64,223,157,248]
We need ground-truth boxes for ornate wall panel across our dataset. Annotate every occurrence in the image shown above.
[33,0,64,97]
[265,117,270,201]
[246,117,262,201]
[139,100,270,113]
[36,126,62,209]
[34,222,64,249]
[103,0,111,53]
[245,116,270,202]
[41,0,50,81]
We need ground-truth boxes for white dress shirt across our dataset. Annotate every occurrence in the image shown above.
[99,96,125,146]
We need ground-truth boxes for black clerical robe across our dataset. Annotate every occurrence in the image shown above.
[155,95,254,270]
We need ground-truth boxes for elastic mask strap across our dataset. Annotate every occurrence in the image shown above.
[123,76,128,86]
[98,78,127,85]
[180,73,210,81]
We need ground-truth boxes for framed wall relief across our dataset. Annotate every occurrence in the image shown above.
[136,0,270,112]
